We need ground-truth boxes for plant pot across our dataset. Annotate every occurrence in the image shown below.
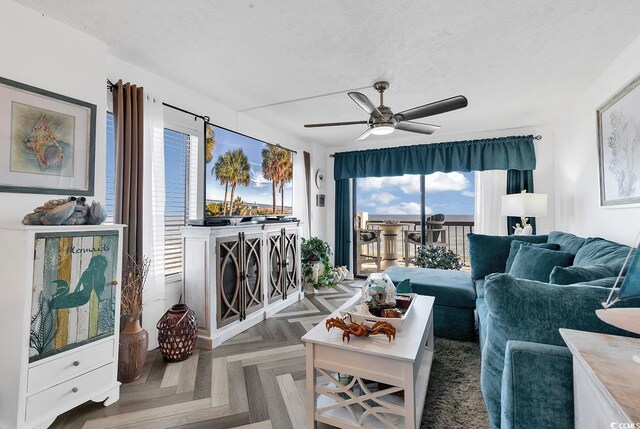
[118,315,149,383]
[157,304,198,362]
[304,282,318,295]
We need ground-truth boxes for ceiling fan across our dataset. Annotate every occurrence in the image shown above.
[304,81,468,141]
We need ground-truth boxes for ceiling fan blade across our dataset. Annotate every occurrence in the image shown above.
[395,121,441,135]
[355,127,372,141]
[348,92,383,118]
[304,120,368,128]
[392,95,468,122]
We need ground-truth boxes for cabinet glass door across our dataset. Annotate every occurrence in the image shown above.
[217,237,242,327]
[242,234,263,317]
[283,231,299,296]
[267,233,284,303]
[30,231,119,363]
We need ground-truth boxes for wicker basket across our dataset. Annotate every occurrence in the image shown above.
[156,304,198,362]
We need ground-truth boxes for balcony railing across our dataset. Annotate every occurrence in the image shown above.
[357,219,474,276]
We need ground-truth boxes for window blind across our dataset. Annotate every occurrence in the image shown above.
[163,128,198,276]
[105,112,116,223]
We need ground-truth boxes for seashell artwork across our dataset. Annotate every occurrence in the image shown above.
[24,115,64,170]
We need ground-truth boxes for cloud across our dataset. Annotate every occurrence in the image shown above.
[425,172,471,192]
[250,169,270,188]
[359,172,471,195]
[360,192,398,207]
[358,175,421,194]
[461,190,475,198]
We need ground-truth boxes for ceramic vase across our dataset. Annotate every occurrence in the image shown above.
[157,304,198,362]
[118,312,149,383]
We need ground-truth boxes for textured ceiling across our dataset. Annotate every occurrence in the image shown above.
[14,0,640,147]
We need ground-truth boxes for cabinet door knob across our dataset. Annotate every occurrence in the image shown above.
[112,280,119,285]
[73,361,80,367]
[72,387,79,393]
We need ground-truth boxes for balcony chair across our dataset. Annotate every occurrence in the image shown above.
[403,214,447,266]
[356,228,382,273]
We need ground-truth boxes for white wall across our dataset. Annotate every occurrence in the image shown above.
[325,125,556,261]
[0,0,108,222]
[553,34,640,246]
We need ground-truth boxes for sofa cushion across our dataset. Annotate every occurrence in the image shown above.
[505,241,561,272]
[475,278,486,298]
[549,265,615,285]
[384,266,476,309]
[577,276,623,288]
[468,233,548,280]
[573,237,634,275]
[481,274,640,429]
[508,246,574,282]
[547,231,586,254]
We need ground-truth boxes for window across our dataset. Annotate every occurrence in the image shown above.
[104,112,199,278]
[105,112,116,223]
[164,128,198,277]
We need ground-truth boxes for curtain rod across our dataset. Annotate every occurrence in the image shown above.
[328,134,543,158]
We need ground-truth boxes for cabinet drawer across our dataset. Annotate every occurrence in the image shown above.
[26,363,114,422]
[28,339,114,394]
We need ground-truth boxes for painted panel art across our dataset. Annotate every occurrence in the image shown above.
[30,232,119,363]
[0,77,96,195]
[598,74,640,206]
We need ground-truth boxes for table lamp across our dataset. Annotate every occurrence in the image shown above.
[501,190,548,235]
[596,234,640,364]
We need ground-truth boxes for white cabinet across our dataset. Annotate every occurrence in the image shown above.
[182,222,302,349]
[0,225,124,429]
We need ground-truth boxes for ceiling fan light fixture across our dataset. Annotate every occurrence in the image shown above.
[370,123,395,135]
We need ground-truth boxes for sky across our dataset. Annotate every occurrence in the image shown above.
[356,172,475,216]
[205,126,293,207]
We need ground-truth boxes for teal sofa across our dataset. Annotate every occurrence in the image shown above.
[471,231,639,429]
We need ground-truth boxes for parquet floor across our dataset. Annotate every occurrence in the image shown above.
[52,282,360,429]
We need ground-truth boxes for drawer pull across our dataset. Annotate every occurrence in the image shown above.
[72,387,79,393]
[73,361,80,367]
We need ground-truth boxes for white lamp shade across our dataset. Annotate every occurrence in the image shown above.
[501,192,548,217]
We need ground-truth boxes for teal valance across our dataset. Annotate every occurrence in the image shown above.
[333,135,536,180]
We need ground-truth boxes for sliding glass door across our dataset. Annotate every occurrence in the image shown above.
[353,172,475,277]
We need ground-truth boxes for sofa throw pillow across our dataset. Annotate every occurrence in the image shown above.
[549,265,616,285]
[505,241,561,272]
[467,233,548,280]
[508,246,574,282]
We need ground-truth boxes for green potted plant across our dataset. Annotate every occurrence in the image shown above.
[415,245,463,270]
[301,237,336,293]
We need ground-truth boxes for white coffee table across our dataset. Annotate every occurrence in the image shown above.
[302,293,434,429]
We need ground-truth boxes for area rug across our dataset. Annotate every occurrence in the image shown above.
[421,337,489,428]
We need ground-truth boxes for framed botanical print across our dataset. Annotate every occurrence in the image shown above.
[597,74,640,207]
[0,77,96,195]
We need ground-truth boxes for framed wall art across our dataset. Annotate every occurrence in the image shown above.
[597,74,640,207]
[0,77,96,195]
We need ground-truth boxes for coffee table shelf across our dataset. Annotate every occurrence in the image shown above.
[302,293,434,429]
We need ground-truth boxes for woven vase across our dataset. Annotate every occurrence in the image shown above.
[118,314,149,383]
[157,304,198,362]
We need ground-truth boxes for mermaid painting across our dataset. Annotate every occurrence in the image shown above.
[50,255,108,310]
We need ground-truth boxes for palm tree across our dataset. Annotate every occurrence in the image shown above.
[205,124,215,163]
[226,149,251,215]
[213,152,233,215]
[277,151,293,213]
[261,146,279,212]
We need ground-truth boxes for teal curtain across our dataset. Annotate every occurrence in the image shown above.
[335,179,351,269]
[334,135,536,179]
[506,170,536,235]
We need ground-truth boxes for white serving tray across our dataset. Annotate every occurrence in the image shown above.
[338,293,416,331]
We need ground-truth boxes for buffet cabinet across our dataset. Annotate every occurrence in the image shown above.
[0,224,124,429]
[182,222,302,349]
